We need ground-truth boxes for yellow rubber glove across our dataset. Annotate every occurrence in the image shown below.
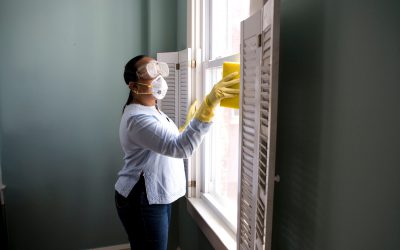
[194,72,240,122]
[179,100,198,132]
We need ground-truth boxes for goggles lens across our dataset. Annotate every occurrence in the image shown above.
[138,61,169,79]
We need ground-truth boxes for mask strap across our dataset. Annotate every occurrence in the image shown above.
[133,89,152,95]
[132,82,153,95]
[135,82,153,87]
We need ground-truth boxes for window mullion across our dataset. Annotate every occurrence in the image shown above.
[205,54,240,69]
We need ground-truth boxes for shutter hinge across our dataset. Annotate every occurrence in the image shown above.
[191,59,196,68]
[258,33,262,47]
[188,180,196,188]
[176,63,180,70]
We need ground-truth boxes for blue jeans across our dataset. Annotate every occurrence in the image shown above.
[115,176,171,250]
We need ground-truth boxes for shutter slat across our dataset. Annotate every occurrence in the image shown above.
[243,112,255,121]
[242,105,256,113]
[243,97,256,105]
[243,119,256,128]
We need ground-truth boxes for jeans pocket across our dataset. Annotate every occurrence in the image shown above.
[115,192,129,209]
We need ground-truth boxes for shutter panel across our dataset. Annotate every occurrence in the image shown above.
[157,52,179,125]
[238,9,262,250]
[158,49,194,197]
[257,1,280,249]
[238,0,280,249]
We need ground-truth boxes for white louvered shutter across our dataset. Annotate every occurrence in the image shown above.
[238,0,280,249]
[238,9,262,250]
[157,52,179,125]
[157,49,193,197]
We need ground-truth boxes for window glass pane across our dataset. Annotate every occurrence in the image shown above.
[210,0,250,59]
[205,67,239,228]
[211,107,239,226]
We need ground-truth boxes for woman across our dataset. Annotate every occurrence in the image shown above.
[115,55,239,250]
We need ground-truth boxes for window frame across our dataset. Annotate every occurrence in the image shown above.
[200,54,240,233]
[201,0,248,234]
[185,0,251,248]
[186,1,279,249]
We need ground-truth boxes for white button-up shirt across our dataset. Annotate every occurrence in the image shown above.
[115,103,211,204]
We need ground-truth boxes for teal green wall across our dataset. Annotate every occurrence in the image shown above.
[0,0,180,249]
[177,198,214,250]
[148,0,178,57]
[273,0,400,250]
[177,0,187,51]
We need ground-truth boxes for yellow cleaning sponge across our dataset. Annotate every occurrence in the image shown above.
[220,62,240,109]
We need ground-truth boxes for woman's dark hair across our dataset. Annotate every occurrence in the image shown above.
[122,55,147,112]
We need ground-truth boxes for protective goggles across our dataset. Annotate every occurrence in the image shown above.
[136,60,169,80]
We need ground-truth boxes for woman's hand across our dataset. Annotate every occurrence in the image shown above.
[194,72,240,122]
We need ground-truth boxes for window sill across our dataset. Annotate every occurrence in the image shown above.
[186,197,236,250]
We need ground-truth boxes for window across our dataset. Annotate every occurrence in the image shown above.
[209,0,249,59]
[201,0,250,232]
[181,0,281,249]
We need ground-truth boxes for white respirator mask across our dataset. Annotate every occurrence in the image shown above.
[134,75,168,100]
[136,60,169,80]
